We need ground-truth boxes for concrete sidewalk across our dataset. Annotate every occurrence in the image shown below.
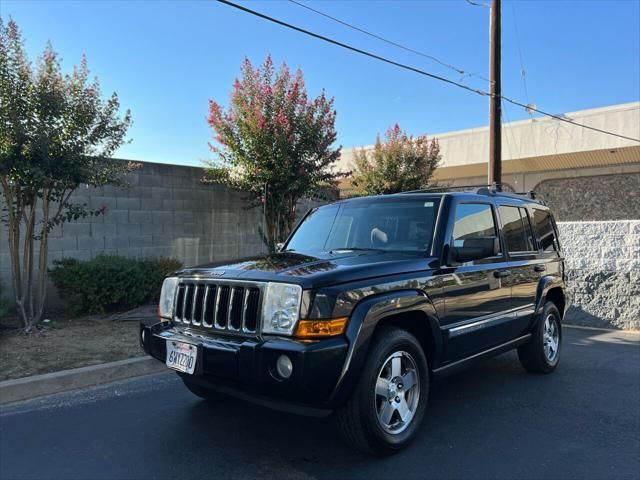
[0,356,165,405]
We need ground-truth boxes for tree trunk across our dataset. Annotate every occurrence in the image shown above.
[1,180,58,332]
[34,191,51,326]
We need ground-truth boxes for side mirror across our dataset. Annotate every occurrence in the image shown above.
[275,242,284,252]
[451,236,499,263]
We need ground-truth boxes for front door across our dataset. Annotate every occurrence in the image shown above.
[441,201,513,361]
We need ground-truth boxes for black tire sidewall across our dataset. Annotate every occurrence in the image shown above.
[356,328,429,451]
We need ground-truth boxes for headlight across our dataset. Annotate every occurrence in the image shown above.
[159,277,179,319]
[261,283,302,335]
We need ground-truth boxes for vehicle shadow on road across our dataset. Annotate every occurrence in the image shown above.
[150,352,553,479]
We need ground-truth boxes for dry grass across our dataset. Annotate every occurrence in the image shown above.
[0,317,144,381]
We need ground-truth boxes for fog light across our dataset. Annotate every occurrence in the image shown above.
[276,355,293,379]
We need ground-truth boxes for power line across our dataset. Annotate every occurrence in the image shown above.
[465,0,490,7]
[288,0,490,83]
[501,97,639,143]
[216,0,640,144]
[511,1,530,106]
[216,0,488,97]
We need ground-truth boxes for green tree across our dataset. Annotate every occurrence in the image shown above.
[0,18,133,331]
[350,124,441,196]
[205,55,345,252]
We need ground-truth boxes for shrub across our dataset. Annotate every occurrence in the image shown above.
[49,255,182,315]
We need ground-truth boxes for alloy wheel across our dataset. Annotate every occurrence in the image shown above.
[543,314,560,363]
[374,351,420,434]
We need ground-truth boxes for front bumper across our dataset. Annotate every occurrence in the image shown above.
[140,321,349,410]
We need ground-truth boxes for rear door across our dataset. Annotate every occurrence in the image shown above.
[441,199,513,360]
[496,203,540,336]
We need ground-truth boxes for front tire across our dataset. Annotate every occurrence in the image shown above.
[518,301,562,374]
[335,327,429,456]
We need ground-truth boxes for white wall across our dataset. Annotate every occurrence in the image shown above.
[559,221,640,329]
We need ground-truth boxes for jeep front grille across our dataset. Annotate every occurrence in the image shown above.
[174,280,263,335]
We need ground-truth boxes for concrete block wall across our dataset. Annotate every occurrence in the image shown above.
[536,172,640,221]
[559,221,640,329]
[0,161,269,301]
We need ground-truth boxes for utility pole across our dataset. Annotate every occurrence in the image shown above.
[488,0,502,188]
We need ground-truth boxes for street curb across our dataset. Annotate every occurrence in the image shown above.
[564,324,640,335]
[0,357,166,405]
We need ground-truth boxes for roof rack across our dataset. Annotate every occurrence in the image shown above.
[401,184,498,194]
[401,184,546,204]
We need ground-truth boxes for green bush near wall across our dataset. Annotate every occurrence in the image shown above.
[50,255,182,315]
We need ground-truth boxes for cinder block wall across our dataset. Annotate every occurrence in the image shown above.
[559,221,640,330]
[0,161,273,301]
[536,173,640,221]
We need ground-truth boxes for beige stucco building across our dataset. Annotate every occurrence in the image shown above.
[338,102,640,221]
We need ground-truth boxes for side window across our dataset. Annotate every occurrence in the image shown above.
[519,208,535,251]
[452,203,498,247]
[499,205,535,253]
[532,209,558,252]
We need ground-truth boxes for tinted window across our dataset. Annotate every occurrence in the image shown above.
[532,209,558,252]
[286,199,440,254]
[287,205,340,252]
[452,203,497,248]
[499,205,535,253]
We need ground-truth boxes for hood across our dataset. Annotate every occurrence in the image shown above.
[177,250,438,289]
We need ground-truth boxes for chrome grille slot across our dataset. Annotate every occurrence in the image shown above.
[183,284,194,323]
[229,287,245,330]
[174,280,263,336]
[244,288,260,332]
[193,285,205,325]
[203,285,216,327]
[215,286,230,328]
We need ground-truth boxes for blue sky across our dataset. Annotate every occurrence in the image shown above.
[2,0,639,166]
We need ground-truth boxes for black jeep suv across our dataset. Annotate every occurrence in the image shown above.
[140,188,568,455]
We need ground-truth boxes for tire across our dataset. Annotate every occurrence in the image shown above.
[180,375,221,401]
[335,327,429,456]
[518,301,562,374]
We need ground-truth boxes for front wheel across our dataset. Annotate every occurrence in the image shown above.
[335,327,429,455]
[518,301,562,374]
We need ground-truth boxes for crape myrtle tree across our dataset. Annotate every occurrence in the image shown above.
[204,55,346,252]
[0,18,133,331]
[350,124,441,196]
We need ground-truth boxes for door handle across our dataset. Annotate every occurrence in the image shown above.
[493,270,511,278]
[534,265,546,272]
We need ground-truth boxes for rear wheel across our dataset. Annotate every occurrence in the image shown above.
[518,301,562,374]
[335,327,429,456]
[180,375,221,401]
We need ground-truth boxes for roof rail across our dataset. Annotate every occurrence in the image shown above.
[477,188,546,204]
[401,184,546,204]
[401,184,500,194]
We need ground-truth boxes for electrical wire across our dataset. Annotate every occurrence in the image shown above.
[465,0,490,7]
[511,1,530,107]
[288,0,490,83]
[216,0,640,143]
[216,0,488,98]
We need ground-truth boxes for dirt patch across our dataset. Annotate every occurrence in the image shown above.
[0,318,145,381]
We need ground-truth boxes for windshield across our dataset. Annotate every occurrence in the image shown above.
[285,198,440,254]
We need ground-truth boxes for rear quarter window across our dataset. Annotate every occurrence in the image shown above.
[532,209,559,252]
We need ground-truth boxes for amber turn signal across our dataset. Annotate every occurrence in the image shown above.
[294,317,348,339]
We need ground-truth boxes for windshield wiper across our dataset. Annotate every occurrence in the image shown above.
[329,247,385,253]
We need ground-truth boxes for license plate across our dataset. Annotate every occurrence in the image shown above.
[166,341,197,374]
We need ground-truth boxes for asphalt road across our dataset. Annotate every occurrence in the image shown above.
[1,327,639,480]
